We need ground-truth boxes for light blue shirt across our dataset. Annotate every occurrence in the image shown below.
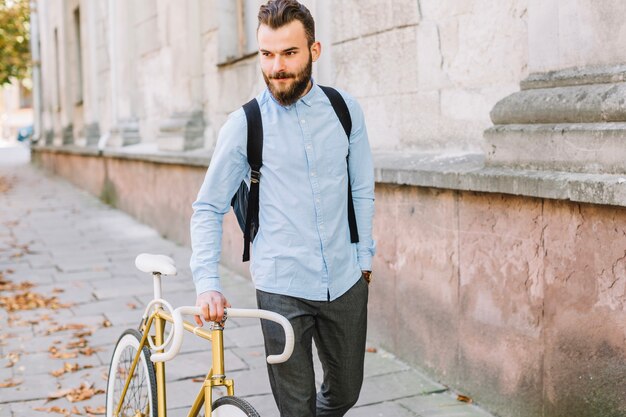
[190,83,375,301]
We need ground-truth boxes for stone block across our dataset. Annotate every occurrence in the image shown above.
[394,187,460,382]
[368,185,399,350]
[541,200,626,417]
[417,21,450,90]
[557,0,626,70]
[333,26,418,98]
[485,122,626,174]
[456,192,545,417]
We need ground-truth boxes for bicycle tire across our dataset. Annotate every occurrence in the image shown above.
[106,329,157,417]
[211,396,260,417]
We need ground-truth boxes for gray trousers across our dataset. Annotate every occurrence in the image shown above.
[256,277,369,417]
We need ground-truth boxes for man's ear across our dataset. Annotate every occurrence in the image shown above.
[311,41,321,62]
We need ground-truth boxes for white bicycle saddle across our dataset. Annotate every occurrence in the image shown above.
[135,253,177,276]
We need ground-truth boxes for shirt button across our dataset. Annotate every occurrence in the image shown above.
[311,171,317,176]
[301,120,306,124]
[306,145,312,150]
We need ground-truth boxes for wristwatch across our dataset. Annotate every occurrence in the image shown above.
[362,270,372,284]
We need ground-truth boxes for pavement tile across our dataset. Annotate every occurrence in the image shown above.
[398,392,495,417]
[356,370,446,407]
[70,296,143,318]
[11,350,102,377]
[0,371,60,402]
[55,269,112,283]
[348,401,416,417]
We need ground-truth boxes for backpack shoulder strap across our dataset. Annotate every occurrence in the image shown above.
[319,85,352,138]
[241,98,263,262]
[242,98,263,171]
[318,85,359,244]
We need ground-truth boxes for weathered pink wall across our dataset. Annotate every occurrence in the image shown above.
[33,150,626,417]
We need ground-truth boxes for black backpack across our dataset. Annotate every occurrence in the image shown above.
[231,85,359,262]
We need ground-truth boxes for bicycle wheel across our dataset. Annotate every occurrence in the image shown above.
[106,329,157,417]
[211,396,260,417]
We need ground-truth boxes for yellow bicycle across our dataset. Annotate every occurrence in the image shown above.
[105,254,294,417]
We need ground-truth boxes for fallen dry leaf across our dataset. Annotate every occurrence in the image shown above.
[65,382,105,403]
[73,330,93,338]
[66,338,88,349]
[457,394,473,403]
[101,319,112,328]
[0,378,22,388]
[78,347,100,356]
[84,405,105,415]
[365,347,377,353]
[0,278,34,292]
[5,352,20,368]
[49,346,79,360]
[45,323,89,336]
[50,362,90,377]
[0,290,72,312]
[33,405,70,415]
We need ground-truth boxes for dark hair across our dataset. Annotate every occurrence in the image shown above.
[258,0,315,46]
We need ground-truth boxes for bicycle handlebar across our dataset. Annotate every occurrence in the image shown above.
[149,306,294,365]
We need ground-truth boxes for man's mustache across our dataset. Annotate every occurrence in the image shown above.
[269,72,295,80]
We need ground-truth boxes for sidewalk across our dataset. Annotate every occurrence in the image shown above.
[0,144,495,417]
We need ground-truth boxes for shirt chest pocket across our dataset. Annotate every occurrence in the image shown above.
[320,137,349,177]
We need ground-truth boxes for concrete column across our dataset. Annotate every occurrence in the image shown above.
[485,0,626,174]
[81,0,100,146]
[157,0,205,152]
[106,0,139,147]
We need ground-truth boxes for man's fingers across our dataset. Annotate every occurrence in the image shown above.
[201,303,210,321]
[216,303,224,323]
[194,315,203,327]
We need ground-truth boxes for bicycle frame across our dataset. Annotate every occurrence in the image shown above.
[113,306,234,417]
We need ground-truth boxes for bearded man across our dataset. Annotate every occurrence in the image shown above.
[189,1,375,415]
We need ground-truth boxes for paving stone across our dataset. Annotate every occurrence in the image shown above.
[230,346,270,370]
[355,370,446,407]
[0,371,60,402]
[398,392,495,417]
[347,401,416,417]
[55,269,112,283]
[102,309,142,328]
[11,350,101,377]
[363,348,412,378]
[242,393,280,417]
[222,323,265,349]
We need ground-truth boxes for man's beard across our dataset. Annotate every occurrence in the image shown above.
[263,55,313,106]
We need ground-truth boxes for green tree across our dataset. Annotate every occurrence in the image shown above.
[0,0,30,86]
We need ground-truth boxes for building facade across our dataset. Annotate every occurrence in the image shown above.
[32,1,626,416]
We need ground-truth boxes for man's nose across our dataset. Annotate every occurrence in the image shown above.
[272,56,285,73]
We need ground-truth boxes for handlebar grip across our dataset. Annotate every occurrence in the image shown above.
[149,306,294,365]
[227,308,295,364]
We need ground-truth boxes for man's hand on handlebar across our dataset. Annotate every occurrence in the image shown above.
[194,290,231,326]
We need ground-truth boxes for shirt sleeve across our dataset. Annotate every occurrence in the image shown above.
[345,95,376,271]
[189,110,249,295]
